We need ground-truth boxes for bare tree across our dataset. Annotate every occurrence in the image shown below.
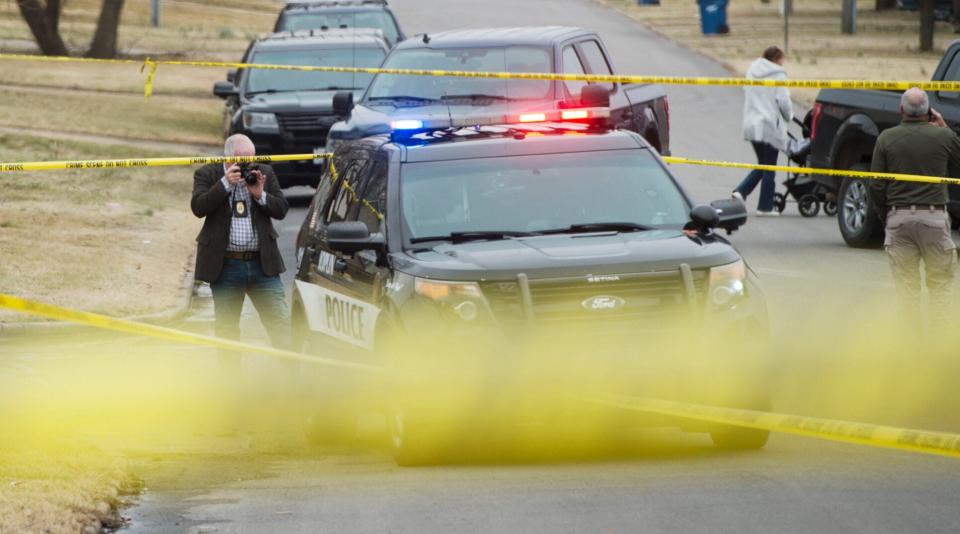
[16,0,68,56]
[87,0,126,58]
[920,0,935,51]
[16,0,127,58]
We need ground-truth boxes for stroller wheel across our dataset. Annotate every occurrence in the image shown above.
[773,193,787,214]
[799,194,821,217]
[823,200,838,217]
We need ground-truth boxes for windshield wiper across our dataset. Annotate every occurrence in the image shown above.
[312,86,363,91]
[537,222,655,235]
[245,88,298,96]
[409,230,535,244]
[440,93,514,102]
[366,95,441,104]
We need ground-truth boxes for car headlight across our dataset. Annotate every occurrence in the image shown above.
[414,278,485,322]
[708,260,746,309]
[242,111,278,130]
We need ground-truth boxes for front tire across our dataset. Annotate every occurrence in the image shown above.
[838,172,884,248]
[710,426,770,450]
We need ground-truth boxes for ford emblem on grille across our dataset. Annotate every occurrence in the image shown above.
[581,295,626,311]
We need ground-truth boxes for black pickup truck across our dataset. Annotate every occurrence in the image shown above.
[808,40,960,247]
[327,26,671,156]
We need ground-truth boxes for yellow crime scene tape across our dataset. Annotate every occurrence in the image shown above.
[589,396,960,460]
[2,150,960,188]
[0,293,386,374]
[2,291,960,461]
[0,153,325,173]
[2,53,959,98]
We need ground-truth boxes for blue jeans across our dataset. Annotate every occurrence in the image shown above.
[210,258,291,368]
[735,141,780,212]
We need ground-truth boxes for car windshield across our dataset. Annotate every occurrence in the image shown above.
[245,48,386,94]
[400,150,690,242]
[365,46,553,103]
[277,11,400,44]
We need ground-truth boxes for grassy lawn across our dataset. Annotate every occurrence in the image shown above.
[600,0,955,106]
[0,446,139,533]
[0,134,201,322]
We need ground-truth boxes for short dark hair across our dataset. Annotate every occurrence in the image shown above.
[762,46,784,63]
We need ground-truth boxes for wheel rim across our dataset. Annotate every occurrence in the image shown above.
[843,181,868,233]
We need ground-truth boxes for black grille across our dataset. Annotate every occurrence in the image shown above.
[277,113,336,133]
[481,271,706,329]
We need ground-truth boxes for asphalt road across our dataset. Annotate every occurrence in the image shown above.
[17,0,960,532]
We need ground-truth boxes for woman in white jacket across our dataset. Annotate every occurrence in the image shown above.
[733,46,793,216]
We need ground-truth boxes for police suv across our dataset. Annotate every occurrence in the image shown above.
[293,86,769,465]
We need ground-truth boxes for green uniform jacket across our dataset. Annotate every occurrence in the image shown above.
[869,119,960,216]
[190,162,288,283]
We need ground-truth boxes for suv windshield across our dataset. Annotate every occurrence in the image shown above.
[400,150,690,242]
[245,48,386,94]
[277,12,401,44]
[365,46,553,103]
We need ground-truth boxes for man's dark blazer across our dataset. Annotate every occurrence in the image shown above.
[190,162,289,283]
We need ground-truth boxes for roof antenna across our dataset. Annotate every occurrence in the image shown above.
[422,33,430,44]
[442,89,454,129]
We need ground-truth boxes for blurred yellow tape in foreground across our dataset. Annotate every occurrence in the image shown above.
[0,153,322,172]
[0,294,385,374]
[663,156,960,186]
[593,396,960,460]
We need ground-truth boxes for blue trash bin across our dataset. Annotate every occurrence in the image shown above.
[699,0,728,35]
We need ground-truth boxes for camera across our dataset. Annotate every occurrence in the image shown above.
[239,162,258,185]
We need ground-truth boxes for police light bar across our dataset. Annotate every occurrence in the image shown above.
[387,107,611,141]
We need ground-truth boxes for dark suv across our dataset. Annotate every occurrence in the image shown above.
[293,93,768,465]
[213,29,389,188]
[274,0,405,46]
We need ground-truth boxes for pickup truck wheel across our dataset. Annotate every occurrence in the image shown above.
[838,173,883,248]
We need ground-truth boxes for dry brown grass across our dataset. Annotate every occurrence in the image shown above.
[0,134,201,323]
[0,446,139,534]
[600,0,957,105]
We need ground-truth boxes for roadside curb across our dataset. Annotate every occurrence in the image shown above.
[0,252,197,338]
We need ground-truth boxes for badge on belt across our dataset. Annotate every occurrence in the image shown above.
[233,199,248,218]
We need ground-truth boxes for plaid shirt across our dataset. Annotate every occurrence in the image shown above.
[221,164,268,252]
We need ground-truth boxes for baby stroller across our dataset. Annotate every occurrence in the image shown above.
[772,117,838,217]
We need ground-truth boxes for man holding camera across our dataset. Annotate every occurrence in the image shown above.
[191,134,291,370]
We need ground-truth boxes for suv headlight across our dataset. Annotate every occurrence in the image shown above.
[242,111,278,130]
[414,278,485,322]
[708,260,746,309]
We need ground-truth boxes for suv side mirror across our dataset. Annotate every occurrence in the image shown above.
[580,84,610,108]
[333,91,355,118]
[711,198,748,234]
[213,81,238,99]
[226,69,237,84]
[685,199,748,235]
[327,221,386,254]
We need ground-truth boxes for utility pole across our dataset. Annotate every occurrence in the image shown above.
[783,0,792,54]
[842,0,857,34]
[151,0,160,27]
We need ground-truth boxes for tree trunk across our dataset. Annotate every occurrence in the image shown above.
[86,0,126,58]
[875,0,896,10]
[920,0,935,51]
[842,0,857,34]
[46,0,61,32]
[16,0,69,56]
[953,0,960,32]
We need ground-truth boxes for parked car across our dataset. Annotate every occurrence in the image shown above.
[274,0,405,46]
[807,40,960,247]
[326,26,671,156]
[213,29,389,188]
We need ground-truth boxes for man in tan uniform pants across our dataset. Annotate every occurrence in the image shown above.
[870,87,960,328]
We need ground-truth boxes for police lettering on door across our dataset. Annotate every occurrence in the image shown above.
[326,294,365,341]
[294,280,380,350]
